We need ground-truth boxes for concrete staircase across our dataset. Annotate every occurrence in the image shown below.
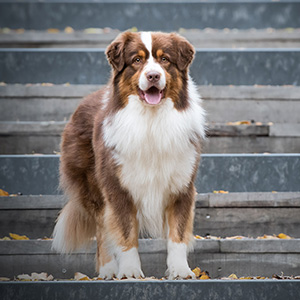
[1,1,300,299]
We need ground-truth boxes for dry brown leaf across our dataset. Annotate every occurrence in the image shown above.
[74,272,90,281]
[257,234,279,240]
[239,276,253,280]
[0,189,9,196]
[227,120,251,126]
[9,233,29,240]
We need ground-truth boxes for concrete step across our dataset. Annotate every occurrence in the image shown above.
[1,121,299,154]
[2,85,300,124]
[1,239,300,279]
[1,193,300,239]
[1,0,300,30]
[1,154,299,195]
[1,280,300,300]
[1,28,300,48]
[1,49,300,85]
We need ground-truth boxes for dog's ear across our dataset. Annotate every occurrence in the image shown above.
[106,38,125,72]
[106,32,135,72]
[172,34,195,71]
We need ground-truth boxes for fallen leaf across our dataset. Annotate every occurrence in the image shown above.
[239,276,253,280]
[9,233,29,240]
[64,26,74,33]
[0,277,10,281]
[74,272,90,281]
[17,274,32,281]
[0,189,9,196]
[130,27,138,32]
[225,236,247,240]
[0,237,11,240]
[47,28,60,33]
[257,234,279,240]
[31,272,53,281]
[84,28,103,34]
[194,235,204,240]
[228,273,238,280]
[199,274,210,280]
[277,233,292,239]
[192,267,201,277]
[227,120,251,125]
[213,190,229,194]
[15,28,25,34]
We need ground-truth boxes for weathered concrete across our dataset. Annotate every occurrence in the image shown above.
[1,49,300,85]
[1,0,300,30]
[1,193,299,239]
[1,121,300,154]
[1,280,300,300]
[0,239,300,279]
[1,29,300,48]
[2,85,300,123]
[1,154,300,195]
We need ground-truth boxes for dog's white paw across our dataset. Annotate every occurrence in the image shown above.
[167,264,196,280]
[116,247,144,279]
[167,240,195,279]
[99,258,118,279]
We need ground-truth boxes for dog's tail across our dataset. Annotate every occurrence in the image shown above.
[52,199,96,253]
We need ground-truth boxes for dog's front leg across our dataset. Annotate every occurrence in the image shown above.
[102,183,144,279]
[166,186,196,279]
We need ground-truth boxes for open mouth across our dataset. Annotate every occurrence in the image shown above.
[138,86,164,105]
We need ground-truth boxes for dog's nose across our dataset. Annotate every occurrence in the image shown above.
[146,71,161,83]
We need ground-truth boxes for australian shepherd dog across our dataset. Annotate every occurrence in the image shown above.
[52,31,205,279]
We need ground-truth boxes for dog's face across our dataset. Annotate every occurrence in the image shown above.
[106,31,195,110]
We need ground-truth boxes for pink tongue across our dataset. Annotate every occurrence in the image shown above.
[144,89,162,105]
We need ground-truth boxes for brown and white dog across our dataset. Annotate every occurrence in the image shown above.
[52,31,205,279]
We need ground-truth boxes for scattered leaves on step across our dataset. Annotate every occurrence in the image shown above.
[74,272,91,281]
[0,189,9,196]
[17,273,53,281]
[213,190,229,194]
[9,233,29,240]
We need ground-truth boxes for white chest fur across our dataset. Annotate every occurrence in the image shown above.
[103,80,205,237]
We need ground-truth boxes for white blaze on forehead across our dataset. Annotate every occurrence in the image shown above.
[140,32,152,55]
[139,32,166,92]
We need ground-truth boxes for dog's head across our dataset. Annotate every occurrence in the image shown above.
[106,31,195,109]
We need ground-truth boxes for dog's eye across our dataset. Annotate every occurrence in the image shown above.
[161,57,168,63]
[134,57,141,64]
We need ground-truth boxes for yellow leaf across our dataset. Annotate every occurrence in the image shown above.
[239,276,253,280]
[9,233,29,240]
[84,28,103,34]
[47,28,60,33]
[226,236,246,240]
[194,235,204,240]
[228,274,238,279]
[192,267,201,277]
[277,233,292,239]
[213,190,229,194]
[130,27,138,32]
[0,237,11,240]
[74,272,90,281]
[199,274,210,280]
[0,189,9,196]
